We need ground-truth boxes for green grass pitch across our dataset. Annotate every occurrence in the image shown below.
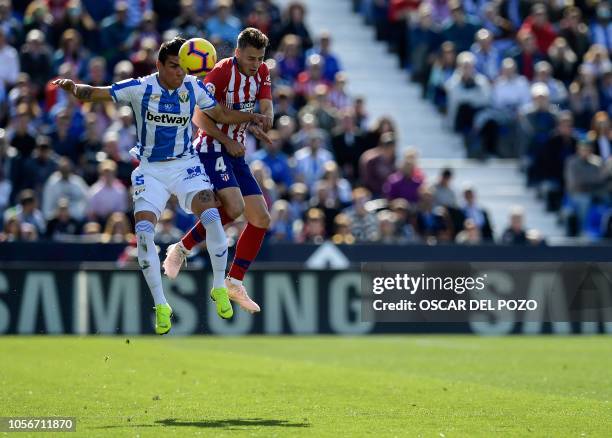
[1,336,611,437]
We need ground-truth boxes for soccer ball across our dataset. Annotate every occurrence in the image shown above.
[178,38,217,77]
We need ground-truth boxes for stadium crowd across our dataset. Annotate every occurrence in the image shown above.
[360,0,612,240]
[0,0,579,247]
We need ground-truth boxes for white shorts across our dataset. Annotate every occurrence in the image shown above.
[131,155,213,217]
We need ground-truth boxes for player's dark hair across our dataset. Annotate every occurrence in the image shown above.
[158,37,186,64]
[237,27,269,50]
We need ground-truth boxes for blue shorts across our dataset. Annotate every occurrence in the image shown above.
[198,151,262,196]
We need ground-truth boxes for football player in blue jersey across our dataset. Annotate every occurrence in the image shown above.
[53,37,270,334]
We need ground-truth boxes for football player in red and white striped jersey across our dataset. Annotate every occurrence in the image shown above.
[164,28,274,314]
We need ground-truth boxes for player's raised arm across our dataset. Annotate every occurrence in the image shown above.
[52,79,113,102]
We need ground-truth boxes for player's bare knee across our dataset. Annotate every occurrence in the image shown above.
[190,190,216,216]
[251,210,271,229]
[225,199,245,220]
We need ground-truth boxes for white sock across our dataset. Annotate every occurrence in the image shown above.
[200,208,228,289]
[135,220,167,305]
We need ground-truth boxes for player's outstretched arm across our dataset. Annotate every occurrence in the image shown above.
[195,109,246,157]
[203,103,269,127]
[52,79,113,102]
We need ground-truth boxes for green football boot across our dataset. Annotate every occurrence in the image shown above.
[210,287,233,319]
[154,303,173,335]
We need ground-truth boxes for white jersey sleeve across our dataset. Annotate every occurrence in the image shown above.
[194,78,217,110]
[110,78,141,104]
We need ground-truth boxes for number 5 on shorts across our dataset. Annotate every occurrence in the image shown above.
[215,156,227,172]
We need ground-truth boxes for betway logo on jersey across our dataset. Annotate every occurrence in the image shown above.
[145,110,190,127]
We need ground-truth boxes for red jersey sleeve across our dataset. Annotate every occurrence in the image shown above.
[257,63,272,100]
[203,58,232,103]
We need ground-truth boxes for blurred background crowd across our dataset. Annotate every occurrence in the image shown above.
[0,0,610,247]
[361,0,612,240]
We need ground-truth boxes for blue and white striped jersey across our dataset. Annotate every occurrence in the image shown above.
[110,73,216,162]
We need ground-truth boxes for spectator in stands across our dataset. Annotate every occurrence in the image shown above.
[0,27,18,89]
[129,37,157,78]
[309,180,341,234]
[547,37,578,85]
[445,51,491,139]
[432,167,458,208]
[100,211,133,243]
[21,135,59,197]
[328,71,352,110]
[7,103,36,158]
[0,0,21,46]
[172,0,204,40]
[442,1,480,54]
[590,2,612,53]
[564,141,608,231]
[44,197,81,240]
[42,156,88,221]
[519,3,557,54]
[568,64,600,131]
[582,44,612,78]
[296,207,326,244]
[298,84,336,133]
[359,131,397,197]
[498,0,531,30]
[288,182,308,222]
[23,2,53,44]
[246,1,273,36]
[415,186,453,243]
[99,1,132,67]
[294,129,333,191]
[363,115,396,151]
[0,165,10,218]
[275,1,312,52]
[275,34,304,83]
[480,2,514,41]
[331,108,366,182]
[86,159,128,223]
[511,30,545,80]
[479,57,530,156]
[519,83,557,185]
[455,218,482,244]
[461,187,493,241]
[294,54,330,106]
[127,10,160,51]
[410,3,440,92]
[0,214,20,241]
[501,206,528,244]
[269,199,294,242]
[19,30,52,97]
[533,61,568,107]
[383,148,424,204]
[272,86,297,124]
[590,112,612,161]
[427,41,456,111]
[252,129,293,196]
[48,108,81,163]
[206,0,242,48]
[559,6,590,61]
[108,105,137,162]
[306,31,341,82]
[388,198,418,242]
[4,189,45,235]
[470,28,501,81]
[321,161,352,208]
[251,160,278,208]
[53,0,97,52]
[52,28,89,78]
[343,187,378,242]
[154,209,182,245]
[541,111,577,210]
[376,210,408,244]
[331,212,355,245]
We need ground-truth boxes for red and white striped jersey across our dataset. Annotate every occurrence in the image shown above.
[194,57,272,154]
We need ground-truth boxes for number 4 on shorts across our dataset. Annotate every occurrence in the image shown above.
[215,156,227,172]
